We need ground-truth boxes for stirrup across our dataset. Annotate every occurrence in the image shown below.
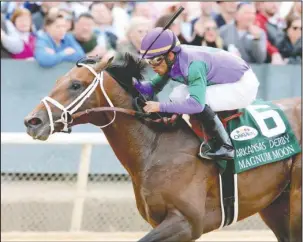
[207,145,235,160]
[198,141,213,160]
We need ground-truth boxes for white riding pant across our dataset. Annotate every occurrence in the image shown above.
[169,68,260,112]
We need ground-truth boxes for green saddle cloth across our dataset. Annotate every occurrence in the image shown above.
[214,99,301,174]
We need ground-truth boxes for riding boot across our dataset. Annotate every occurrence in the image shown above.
[196,105,235,160]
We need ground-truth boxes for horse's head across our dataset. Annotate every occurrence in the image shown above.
[24,55,116,141]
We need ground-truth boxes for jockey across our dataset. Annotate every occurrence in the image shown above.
[133,27,260,160]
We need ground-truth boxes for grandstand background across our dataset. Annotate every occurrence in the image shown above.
[1,1,301,241]
[1,60,301,241]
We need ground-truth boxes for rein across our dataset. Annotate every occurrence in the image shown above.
[71,106,153,126]
[40,57,169,136]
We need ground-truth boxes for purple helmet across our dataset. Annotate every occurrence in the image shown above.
[140,27,181,59]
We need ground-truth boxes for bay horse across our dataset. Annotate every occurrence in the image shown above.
[24,55,302,242]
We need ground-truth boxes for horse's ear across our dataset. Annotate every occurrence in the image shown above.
[94,54,115,73]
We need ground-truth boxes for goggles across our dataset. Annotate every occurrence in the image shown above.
[144,55,166,66]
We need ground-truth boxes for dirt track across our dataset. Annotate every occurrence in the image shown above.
[2,231,277,241]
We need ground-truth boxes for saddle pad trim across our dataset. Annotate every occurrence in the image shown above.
[231,174,239,225]
[218,174,225,230]
[217,169,239,229]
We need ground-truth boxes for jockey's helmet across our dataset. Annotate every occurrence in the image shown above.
[140,27,181,59]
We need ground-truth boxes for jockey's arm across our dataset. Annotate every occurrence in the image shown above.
[133,74,169,98]
[151,74,170,93]
[159,61,207,114]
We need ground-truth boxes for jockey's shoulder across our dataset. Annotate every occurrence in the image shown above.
[179,44,223,54]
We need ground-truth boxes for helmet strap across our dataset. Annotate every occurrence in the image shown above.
[164,32,178,72]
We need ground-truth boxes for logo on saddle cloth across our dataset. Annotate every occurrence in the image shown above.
[230,126,258,141]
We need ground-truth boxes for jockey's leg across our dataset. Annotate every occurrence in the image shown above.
[169,85,234,160]
[205,68,259,112]
[201,69,259,160]
[196,105,235,160]
[169,69,259,161]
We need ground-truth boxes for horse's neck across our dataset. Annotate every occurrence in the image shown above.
[98,74,197,182]
[99,80,158,179]
[102,112,158,180]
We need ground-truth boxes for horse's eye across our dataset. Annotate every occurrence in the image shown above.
[70,81,82,90]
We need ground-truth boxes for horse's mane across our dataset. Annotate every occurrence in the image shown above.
[105,54,188,131]
[106,53,148,96]
[77,54,189,131]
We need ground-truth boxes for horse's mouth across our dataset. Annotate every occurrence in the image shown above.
[26,122,59,141]
[26,123,50,141]
[33,134,49,141]
[27,121,73,141]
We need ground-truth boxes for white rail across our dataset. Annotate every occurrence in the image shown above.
[1,132,108,145]
[1,132,109,232]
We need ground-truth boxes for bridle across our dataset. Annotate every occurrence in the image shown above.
[40,6,185,136]
[41,62,117,136]
[40,57,178,136]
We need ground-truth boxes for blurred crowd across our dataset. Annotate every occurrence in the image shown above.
[1,1,302,68]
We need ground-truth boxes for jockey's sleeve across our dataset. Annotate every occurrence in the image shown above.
[133,80,155,98]
[159,61,207,114]
[159,97,204,114]
[187,61,208,107]
[151,74,170,94]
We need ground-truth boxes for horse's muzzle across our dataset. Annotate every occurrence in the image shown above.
[24,116,43,130]
[24,115,48,140]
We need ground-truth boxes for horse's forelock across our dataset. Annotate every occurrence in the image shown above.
[72,54,146,96]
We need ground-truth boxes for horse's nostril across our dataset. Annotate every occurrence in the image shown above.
[25,117,43,128]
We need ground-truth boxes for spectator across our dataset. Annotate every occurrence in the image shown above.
[1,13,23,58]
[285,2,302,23]
[103,2,115,11]
[9,8,36,59]
[67,2,90,18]
[155,14,189,44]
[34,12,85,68]
[293,2,301,18]
[220,3,267,63]
[132,2,156,20]
[214,1,238,28]
[255,2,285,64]
[115,16,152,62]
[73,13,106,57]
[277,15,302,64]
[58,6,74,31]
[191,18,225,49]
[24,2,41,14]
[160,2,193,42]
[32,2,60,32]
[1,2,26,19]
[111,2,131,41]
[191,2,217,36]
[1,14,14,58]
[89,2,118,51]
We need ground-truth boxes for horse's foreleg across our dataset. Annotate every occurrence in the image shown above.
[138,209,194,242]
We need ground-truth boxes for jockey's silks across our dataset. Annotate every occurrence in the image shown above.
[150,45,251,114]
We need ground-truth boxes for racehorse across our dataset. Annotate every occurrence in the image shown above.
[24,54,302,242]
